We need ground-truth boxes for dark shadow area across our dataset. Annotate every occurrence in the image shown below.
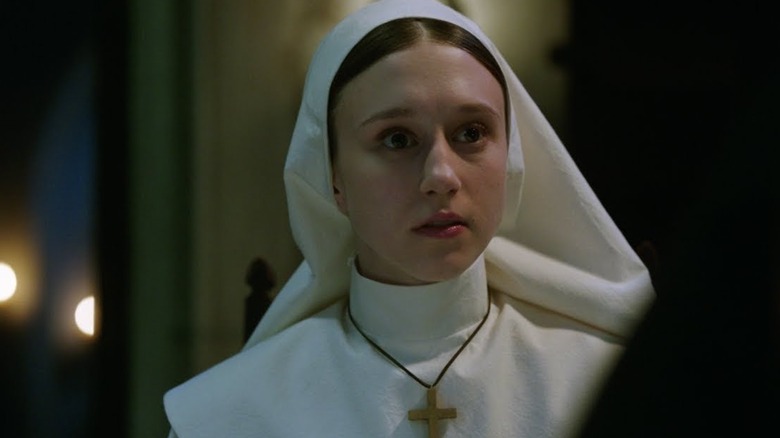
[569,1,780,435]
[94,1,130,437]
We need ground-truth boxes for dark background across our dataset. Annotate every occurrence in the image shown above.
[1,0,777,436]
[0,0,128,436]
[571,1,780,436]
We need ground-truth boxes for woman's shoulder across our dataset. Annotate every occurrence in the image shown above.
[492,289,625,346]
[163,298,348,437]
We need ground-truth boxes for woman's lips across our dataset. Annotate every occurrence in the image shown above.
[413,212,467,238]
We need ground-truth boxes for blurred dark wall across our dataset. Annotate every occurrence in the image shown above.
[0,1,129,437]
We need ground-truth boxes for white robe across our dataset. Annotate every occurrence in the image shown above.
[165,1,654,436]
[165,256,622,437]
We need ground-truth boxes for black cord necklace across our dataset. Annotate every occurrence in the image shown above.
[347,293,491,438]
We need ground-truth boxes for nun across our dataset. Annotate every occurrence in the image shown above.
[164,0,654,436]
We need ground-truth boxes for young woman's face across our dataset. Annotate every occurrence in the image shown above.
[331,41,507,285]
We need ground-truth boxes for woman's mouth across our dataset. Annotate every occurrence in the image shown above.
[413,212,468,238]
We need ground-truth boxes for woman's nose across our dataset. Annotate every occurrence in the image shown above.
[419,134,462,196]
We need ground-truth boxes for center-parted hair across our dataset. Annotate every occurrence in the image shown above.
[327,17,509,157]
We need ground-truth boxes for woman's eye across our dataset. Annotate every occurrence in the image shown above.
[381,131,416,149]
[455,125,487,143]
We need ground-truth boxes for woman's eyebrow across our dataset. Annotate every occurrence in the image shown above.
[358,102,500,128]
[456,102,501,118]
[359,107,415,127]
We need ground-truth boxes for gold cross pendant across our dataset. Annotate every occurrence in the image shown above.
[408,387,457,438]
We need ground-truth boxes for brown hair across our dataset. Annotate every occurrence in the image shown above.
[327,17,509,157]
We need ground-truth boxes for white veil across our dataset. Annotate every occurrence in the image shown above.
[244,0,653,349]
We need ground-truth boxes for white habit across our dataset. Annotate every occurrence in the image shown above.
[164,1,654,437]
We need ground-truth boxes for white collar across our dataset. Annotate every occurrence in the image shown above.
[349,255,488,343]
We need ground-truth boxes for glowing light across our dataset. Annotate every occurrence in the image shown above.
[74,296,95,336]
[0,262,18,302]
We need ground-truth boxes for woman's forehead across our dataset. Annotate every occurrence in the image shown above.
[333,41,505,126]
